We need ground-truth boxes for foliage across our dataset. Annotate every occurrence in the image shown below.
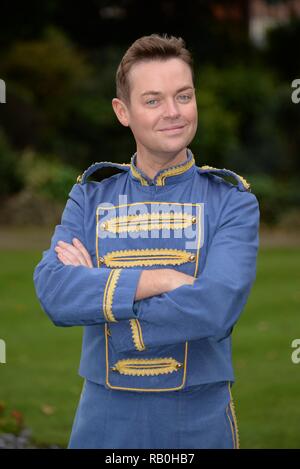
[0,27,93,159]
[193,64,286,174]
[193,84,239,168]
[0,128,23,196]
[0,401,24,435]
[18,149,77,202]
[1,27,91,122]
[263,17,300,81]
[0,13,299,225]
[250,174,300,225]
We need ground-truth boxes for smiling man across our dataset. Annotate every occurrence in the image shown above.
[112,57,198,174]
[34,34,259,449]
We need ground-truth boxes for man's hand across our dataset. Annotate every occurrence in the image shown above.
[55,238,93,268]
[135,269,195,301]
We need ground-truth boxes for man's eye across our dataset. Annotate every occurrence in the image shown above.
[178,95,191,101]
[146,99,158,105]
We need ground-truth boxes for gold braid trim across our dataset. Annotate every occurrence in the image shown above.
[226,405,236,449]
[129,319,146,351]
[130,164,149,186]
[110,357,183,376]
[156,156,195,186]
[238,175,251,191]
[229,400,240,449]
[228,385,240,449]
[102,248,196,268]
[100,212,195,233]
[200,165,250,191]
[102,268,122,322]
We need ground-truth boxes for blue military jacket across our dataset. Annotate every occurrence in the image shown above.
[34,148,259,392]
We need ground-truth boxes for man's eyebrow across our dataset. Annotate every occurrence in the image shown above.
[141,86,194,97]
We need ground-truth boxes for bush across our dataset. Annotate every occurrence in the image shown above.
[193,64,285,176]
[250,174,300,225]
[0,128,23,196]
[18,149,77,202]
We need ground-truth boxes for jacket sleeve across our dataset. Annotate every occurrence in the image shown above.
[108,189,260,353]
[33,183,142,327]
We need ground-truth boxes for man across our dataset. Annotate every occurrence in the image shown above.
[33,34,259,449]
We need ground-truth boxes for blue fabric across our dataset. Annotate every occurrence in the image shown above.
[33,147,259,391]
[68,379,238,449]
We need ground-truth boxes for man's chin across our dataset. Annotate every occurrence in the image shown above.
[158,141,190,155]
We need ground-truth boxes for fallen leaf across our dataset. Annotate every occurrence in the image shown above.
[41,405,55,415]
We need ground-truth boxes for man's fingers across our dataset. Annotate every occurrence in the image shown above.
[72,238,93,268]
[57,241,87,266]
[57,251,80,266]
[55,245,84,266]
[55,239,93,268]
[55,247,81,266]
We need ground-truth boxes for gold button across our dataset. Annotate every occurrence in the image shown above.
[100,222,107,230]
[189,254,196,262]
[99,256,105,264]
[76,174,82,183]
[192,216,197,224]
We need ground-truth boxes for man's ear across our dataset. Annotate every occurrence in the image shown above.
[112,98,130,127]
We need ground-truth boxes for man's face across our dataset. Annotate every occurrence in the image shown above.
[121,58,198,159]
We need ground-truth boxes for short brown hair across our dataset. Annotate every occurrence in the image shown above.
[115,33,195,107]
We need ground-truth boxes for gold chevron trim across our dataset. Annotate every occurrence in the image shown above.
[226,405,236,448]
[228,385,240,449]
[129,319,146,351]
[156,156,195,186]
[101,248,196,267]
[100,212,195,233]
[238,175,251,191]
[110,357,183,376]
[200,165,250,191]
[103,268,122,322]
[130,164,149,186]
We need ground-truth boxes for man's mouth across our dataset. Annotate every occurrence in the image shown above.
[159,125,185,133]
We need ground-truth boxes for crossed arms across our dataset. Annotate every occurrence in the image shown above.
[54,238,195,300]
[34,183,259,350]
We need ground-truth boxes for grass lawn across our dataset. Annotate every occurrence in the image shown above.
[232,247,300,449]
[0,247,300,448]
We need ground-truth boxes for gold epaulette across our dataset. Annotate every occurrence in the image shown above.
[199,165,251,192]
[76,161,130,185]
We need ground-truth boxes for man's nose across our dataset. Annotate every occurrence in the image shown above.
[163,99,180,118]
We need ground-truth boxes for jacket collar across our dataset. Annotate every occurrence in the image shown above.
[130,148,196,186]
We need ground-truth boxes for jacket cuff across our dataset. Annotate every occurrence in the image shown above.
[102,268,142,322]
[108,320,145,353]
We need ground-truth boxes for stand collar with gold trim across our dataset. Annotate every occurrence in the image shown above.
[129,148,196,187]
